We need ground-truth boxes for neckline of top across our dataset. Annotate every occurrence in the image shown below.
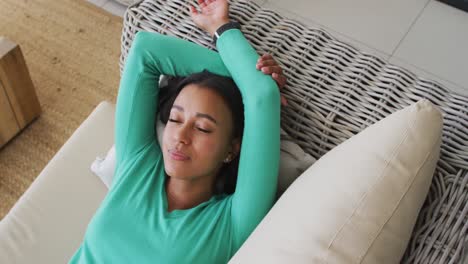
[162,175,217,218]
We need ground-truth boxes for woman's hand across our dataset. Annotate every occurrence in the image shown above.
[190,0,288,107]
[257,54,289,106]
[189,0,230,37]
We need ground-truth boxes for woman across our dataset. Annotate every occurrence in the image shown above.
[69,0,286,263]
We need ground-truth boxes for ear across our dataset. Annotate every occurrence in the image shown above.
[230,137,241,159]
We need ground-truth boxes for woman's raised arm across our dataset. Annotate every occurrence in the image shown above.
[114,32,230,168]
[218,29,281,250]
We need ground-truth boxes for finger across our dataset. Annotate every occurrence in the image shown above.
[281,95,289,106]
[256,62,283,71]
[272,72,285,88]
[261,65,283,75]
[261,53,273,60]
[197,0,207,8]
[257,59,281,70]
[189,5,197,14]
[258,58,277,64]
[256,61,263,70]
[256,55,269,66]
[273,73,287,88]
[257,55,274,63]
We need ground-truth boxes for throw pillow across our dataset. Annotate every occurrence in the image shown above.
[228,99,443,264]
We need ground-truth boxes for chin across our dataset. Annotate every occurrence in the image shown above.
[165,167,186,179]
[163,158,191,179]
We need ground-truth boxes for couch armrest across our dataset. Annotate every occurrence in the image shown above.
[0,101,115,264]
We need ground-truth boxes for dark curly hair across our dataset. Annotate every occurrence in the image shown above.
[158,70,244,196]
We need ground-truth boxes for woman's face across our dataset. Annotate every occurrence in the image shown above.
[162,83,238,181]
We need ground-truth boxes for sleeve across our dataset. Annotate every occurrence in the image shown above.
[114,31,230,174]
[216,29,281,248]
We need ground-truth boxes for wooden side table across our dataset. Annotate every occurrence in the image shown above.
[0,37,41,149]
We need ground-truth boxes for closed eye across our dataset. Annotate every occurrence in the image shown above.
[169,119,212,133]
[168,118,180,123]
[197,128,211,133]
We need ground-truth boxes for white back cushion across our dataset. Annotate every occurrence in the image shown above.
[0,101,114,264]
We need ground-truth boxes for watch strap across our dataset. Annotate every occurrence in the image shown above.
[213,21,241,45]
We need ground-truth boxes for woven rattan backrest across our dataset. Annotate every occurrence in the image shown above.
[120,1,468,263]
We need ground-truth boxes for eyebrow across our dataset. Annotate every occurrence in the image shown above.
[171,105,218,125]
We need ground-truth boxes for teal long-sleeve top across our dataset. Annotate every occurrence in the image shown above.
[69,29,280,263]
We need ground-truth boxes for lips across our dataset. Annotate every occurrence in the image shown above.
[169,149,190,161]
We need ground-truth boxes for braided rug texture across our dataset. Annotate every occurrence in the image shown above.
[0,0,122,219]
[120,0,467,263]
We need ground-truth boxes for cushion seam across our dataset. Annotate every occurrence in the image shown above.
[322,116,412,263]
[358,134,440,262]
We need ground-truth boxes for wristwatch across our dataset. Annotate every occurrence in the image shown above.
[213,21,241,45]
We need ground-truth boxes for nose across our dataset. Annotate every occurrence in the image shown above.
[173,123,191,145]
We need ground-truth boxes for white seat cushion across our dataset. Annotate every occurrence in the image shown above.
[228,99,443,264]
[0,101,114,264]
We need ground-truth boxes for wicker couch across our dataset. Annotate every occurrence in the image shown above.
[119,0,467,263]
[0,0,465,263]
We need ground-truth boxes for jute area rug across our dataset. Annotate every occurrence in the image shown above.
[0,0,123,220]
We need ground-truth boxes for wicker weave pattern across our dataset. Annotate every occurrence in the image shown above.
[120,0,468,263]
